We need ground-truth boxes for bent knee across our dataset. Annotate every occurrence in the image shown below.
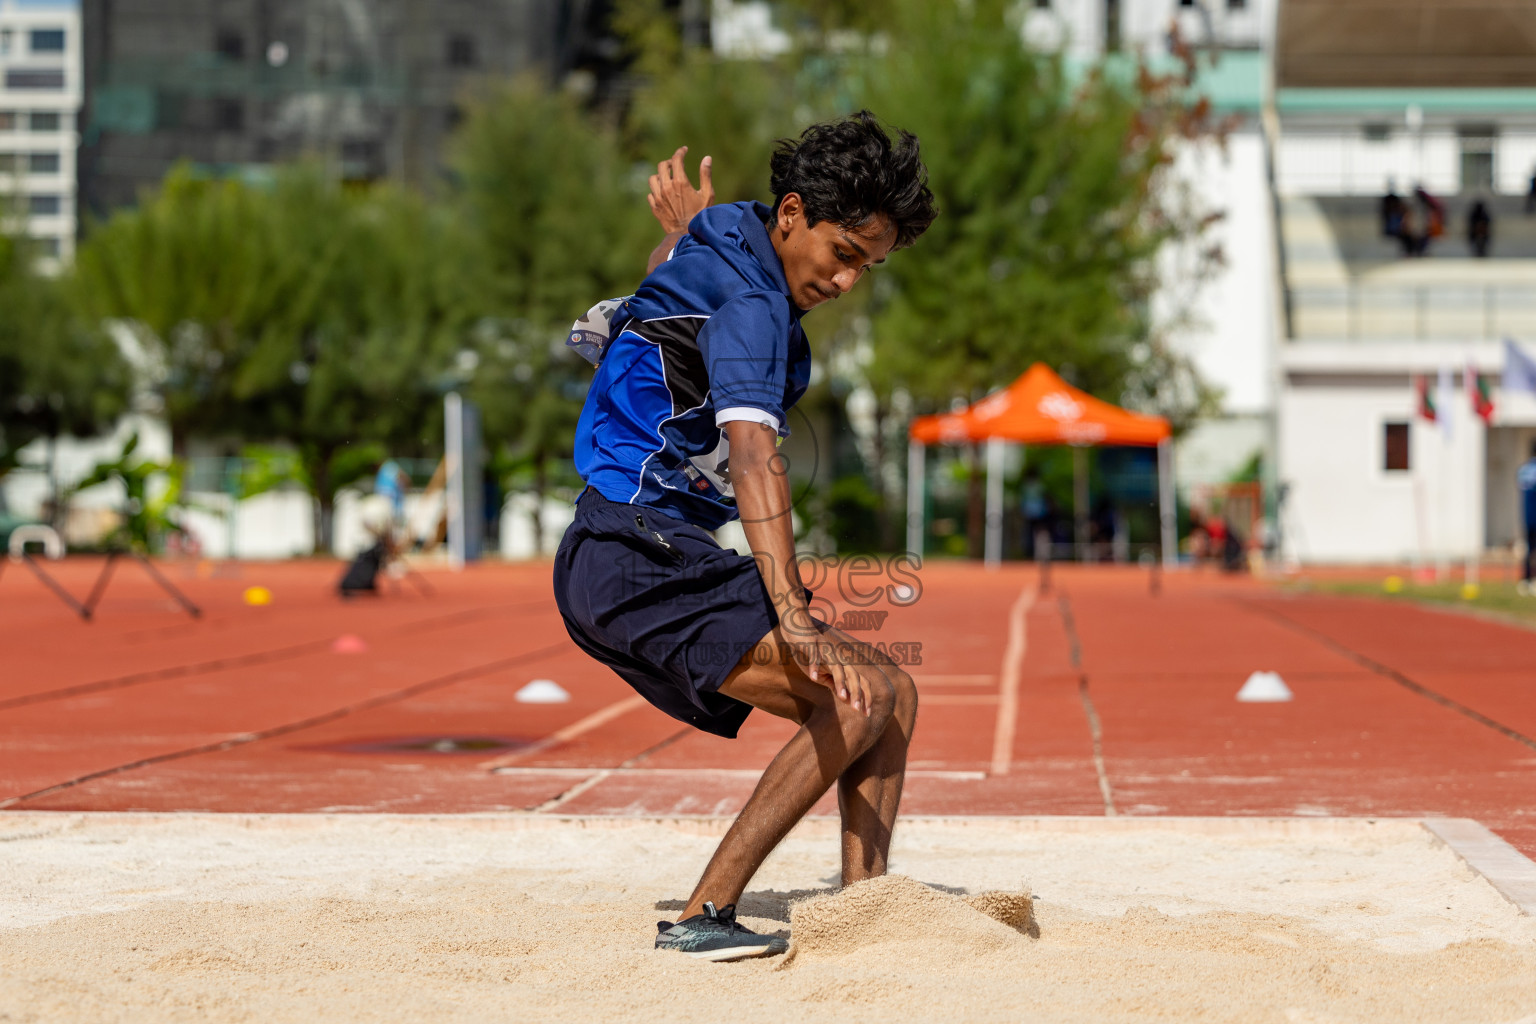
[862,670,898,725]
[837,671,896,744]
[885,665,918,729]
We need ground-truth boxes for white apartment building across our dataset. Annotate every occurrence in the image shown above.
[1270,0,1536,563]
[0,0,80,267]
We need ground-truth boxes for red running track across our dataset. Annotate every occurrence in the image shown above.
[1,557,1532,855]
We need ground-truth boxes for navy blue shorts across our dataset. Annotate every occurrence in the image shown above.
[552,488,780,739]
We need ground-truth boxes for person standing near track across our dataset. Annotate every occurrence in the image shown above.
[553,111,936,961]
[1518,440,1536,595]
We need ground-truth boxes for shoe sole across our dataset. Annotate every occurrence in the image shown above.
[668,944,784,962]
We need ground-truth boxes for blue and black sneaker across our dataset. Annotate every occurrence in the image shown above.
[654,901,788,962]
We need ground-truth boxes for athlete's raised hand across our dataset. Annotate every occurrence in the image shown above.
[648,146,714,234]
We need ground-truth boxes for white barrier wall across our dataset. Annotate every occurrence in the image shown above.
[1278,373,1485,563]
[1276,129,1536,198]
[1164,128,1278,417]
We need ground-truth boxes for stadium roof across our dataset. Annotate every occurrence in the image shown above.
[1277,0,1536,88]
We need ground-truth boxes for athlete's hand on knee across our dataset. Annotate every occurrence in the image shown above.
[787,633,870,716]
[648,146,714,234]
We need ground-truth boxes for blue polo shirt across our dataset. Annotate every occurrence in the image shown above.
[574,201,811,530]
[1520,458,1536,527]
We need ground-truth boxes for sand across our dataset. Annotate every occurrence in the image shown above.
[2,813,1535,1023]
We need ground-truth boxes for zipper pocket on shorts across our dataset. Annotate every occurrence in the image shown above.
[634,513,685,565]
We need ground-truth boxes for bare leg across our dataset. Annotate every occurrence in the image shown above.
[676,625,918,920]
[838,648,918,882]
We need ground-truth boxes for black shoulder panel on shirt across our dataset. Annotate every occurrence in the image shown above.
[635,317,709,416]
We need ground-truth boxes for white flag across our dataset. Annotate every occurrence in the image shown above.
[1436,364,1455,441]
[1504,338,1536,396]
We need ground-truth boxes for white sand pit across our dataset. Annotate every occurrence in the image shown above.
[2,813,1535,1023]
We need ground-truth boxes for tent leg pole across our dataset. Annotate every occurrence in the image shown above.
[906,440,925,560]
[984,437,1004,569]
[1073,446,1088,562]
[1159,437,1177,570]
[1038,528,1051,594]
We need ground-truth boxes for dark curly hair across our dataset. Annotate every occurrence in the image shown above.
[768,111,937,250]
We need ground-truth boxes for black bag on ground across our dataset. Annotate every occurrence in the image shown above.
[338,541,386,596]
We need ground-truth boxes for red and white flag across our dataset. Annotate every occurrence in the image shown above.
[1466,359,1495,423]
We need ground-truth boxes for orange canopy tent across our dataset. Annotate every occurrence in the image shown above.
[909,363,1171,447]
[905,364,1176,566]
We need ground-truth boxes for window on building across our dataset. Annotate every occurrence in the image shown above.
[0,154,15,172]
[27,152,60,174]
[0,29,12,55]
[447,33,475,68]
[1362,122,1392,143]
[1383,422,1410,472]
[1179,0,1196,7]
[1458,124,1497,194]
[1033,0,1051,9]
[0,112,15,131]
[5,69,66,91]
[29,29,65,53]
[1104,0,1121,50]
[32,236,61,258]
[215,98,244,132]
[28,194,61,216]
[216,30,245,61]
[28,111,61,132]
[1227,0,1247,9]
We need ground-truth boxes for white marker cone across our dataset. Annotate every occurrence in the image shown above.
[516,679,570,704]
[1237,671,1292,703]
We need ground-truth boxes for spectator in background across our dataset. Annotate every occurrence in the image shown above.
[1186,510,1210,563]
[1205,513,1229,566]
[1414,185,1445,256]
[1397,204,1422,257]
[1090,496,1118,562]
[1381,182,1406,240]
[1518,440,1536,596]
[482,469,502,552]
[1021,466,1048,558]
[1468,199,1493,258]
[374,458,409,533]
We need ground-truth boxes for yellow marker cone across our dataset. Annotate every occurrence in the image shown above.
[243,586,272,606]
[1383,575,1405,593]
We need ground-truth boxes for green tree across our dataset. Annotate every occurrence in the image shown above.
[74,166,469,552]
[618,0,796,207]
[67,431,188,552]
[449,77,652,550]
[803,0,1226,551]
[232,174,470,550]
[0,233,131,520]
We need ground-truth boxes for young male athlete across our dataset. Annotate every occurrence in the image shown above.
[553,111,936,961]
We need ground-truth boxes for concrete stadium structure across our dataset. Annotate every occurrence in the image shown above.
[1271,0,1536,563]
[1021,0,1536,564]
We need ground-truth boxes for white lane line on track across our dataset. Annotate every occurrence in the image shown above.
[480,695,649,771]
[491,767,989,781]
[532,770,614,813]
[989,585,1037,776]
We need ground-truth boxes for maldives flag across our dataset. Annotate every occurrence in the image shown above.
[1466,360,1495,422]
[1416,374,1438,422]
